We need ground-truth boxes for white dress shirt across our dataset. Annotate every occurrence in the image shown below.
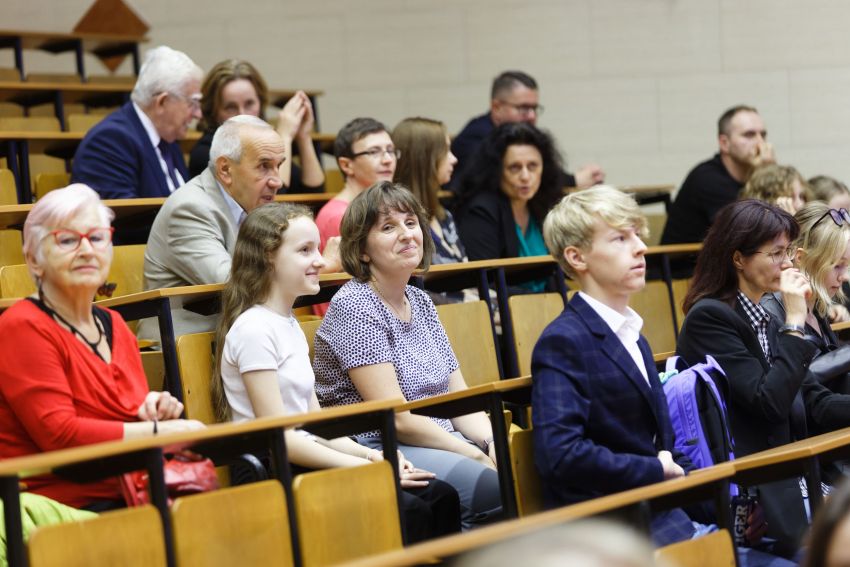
[579,291,650,384]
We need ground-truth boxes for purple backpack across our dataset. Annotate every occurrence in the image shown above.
[661,355,735,471]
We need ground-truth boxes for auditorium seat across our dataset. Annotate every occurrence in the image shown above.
[509,427,542,517]
[292,461,402,567]
[0,169,18,204]
[436,300,500,386]
[66,113,105,133]
[175,331,217,424]
[299,317,322,363]
[34,172,70,201]
[655,529,735,567]
[171,480,294,567]
[0,264,33,298]
[28,504,166,567]
[507,292,564,376]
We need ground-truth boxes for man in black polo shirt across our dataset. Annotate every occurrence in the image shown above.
[661,105,775,249]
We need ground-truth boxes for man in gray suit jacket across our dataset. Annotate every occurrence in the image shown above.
[141,115,286,338]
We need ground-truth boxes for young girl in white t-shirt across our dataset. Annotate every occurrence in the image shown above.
[211,203,460,542]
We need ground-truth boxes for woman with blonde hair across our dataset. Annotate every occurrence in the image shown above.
[392,117,465,264]
[761,202,850,396]
[188,59,324,192]
[740,164,810,215]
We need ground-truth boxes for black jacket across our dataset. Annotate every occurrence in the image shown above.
[677,297,824,556]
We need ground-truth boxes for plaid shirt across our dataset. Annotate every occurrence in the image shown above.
[737,291,771,362]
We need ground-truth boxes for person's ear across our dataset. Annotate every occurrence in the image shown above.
[793,247,806,265]
[718,133,730,154]
[563,246,587,274]
[361,252,370,263]
[151,91,169,115]
[338,157,355,179]
[216,156,232,186]
[732,250,744,271]
[25,250,43,280]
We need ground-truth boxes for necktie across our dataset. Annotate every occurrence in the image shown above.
[157,139,181,190]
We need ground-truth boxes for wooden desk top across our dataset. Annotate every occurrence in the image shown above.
[831,321,850,333]
[565,184,674,196]
[338,462,735,567]
[96,273,351,309]
[645,243,702,255]
[0,190,343,229]
[0,398,399,478]
[0,29,147,53]
[0,130,336,156]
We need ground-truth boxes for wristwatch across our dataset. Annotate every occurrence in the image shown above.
[778,324,806,337]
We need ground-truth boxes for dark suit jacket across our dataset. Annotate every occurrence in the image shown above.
[71,102,188,199]
[676,297,830,556]
[531,293,695,544]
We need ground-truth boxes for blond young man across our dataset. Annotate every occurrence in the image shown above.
[531,187,789,566]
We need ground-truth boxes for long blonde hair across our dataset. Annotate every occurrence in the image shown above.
[794,202,850,317]
[211,203,313,422]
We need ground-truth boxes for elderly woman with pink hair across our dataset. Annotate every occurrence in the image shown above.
[0,184,203,511]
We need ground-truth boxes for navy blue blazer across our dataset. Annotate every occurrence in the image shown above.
[71,102,188,199]
[532,293,687,507]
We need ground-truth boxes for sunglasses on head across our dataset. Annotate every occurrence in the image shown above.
[812,208,850,229]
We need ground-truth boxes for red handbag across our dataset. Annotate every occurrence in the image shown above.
[120,452,219,507]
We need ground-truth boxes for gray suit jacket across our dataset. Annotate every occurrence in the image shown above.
[140,168,238,339]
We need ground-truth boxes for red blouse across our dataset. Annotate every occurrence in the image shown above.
[0,299,149,508]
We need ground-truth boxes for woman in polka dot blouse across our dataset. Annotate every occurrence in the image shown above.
[313,181,503,529]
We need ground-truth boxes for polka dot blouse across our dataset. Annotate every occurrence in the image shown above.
[313,279,460,438]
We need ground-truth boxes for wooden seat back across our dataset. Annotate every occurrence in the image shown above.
[0,264,34,298]
[100,244,146,298]
[655,529,735,566]
[0,169,18,205]
[66,113,105,133]
[28,504,166,567]
[436,300,500,386]
[508,292,564,376]
[292,461,402,567]
[509,427,543,517]
[175,332,217,424]
[0,229,24,267]
[299,317,323,363]
[34,172,69,201]
[171,480,294,567]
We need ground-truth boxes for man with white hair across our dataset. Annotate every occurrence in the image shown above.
[71,46,203,200]
[140,115,285,337]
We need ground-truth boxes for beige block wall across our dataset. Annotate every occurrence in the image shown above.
[4,0,850,189]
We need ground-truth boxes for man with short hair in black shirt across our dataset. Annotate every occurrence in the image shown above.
[662,105,775,247]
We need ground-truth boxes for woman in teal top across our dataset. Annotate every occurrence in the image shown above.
[455,122,565,290]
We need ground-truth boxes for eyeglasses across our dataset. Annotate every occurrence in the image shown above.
[352,147,401,161]
[499,101,544,116]
[47,227,114,252]
[755,245,795,265]
[169,92,202,111]
[812,208,850,229]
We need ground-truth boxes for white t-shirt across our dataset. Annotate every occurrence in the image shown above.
[222,304,315,422]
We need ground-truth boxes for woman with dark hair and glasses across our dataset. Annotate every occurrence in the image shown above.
[0,185,204,511]
[677,199,850,558]
[760,203,850,397]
